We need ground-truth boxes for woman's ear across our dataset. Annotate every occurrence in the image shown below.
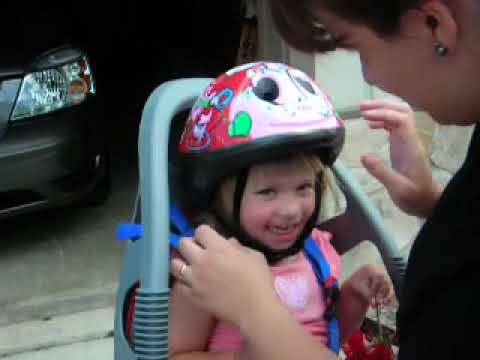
[421,0,458,54]
[401,0,458,54]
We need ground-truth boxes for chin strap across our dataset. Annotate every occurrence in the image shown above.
[233,167,250,222]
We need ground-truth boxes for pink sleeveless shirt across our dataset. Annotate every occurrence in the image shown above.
[207,229,342,352]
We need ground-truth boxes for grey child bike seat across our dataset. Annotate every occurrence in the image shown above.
[114,78,407,360]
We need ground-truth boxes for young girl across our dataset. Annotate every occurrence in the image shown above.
[170,62,393,358]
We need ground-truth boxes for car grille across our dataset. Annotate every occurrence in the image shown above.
[0,78,21,138]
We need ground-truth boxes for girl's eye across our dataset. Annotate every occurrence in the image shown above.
[297,183,314,192]
[256,188,275,196]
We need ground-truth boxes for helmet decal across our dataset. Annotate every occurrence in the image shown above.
[229,112,253,138]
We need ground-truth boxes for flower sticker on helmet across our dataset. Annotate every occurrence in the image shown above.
[229,112,253,138]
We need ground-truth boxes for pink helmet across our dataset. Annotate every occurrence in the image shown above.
[178,62,344,207]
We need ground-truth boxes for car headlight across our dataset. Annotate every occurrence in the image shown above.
[10,51,95,121]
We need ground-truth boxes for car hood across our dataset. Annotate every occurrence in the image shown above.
[0,46,80,78]
[0,53,29,77]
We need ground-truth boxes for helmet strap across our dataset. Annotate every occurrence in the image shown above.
[233,168,250,222]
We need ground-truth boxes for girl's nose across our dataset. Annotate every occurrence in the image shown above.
[276,198,301,219]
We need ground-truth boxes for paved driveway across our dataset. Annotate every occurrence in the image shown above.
[0,128,138,326]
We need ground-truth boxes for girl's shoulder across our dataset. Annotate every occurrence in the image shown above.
[310,228,342,280]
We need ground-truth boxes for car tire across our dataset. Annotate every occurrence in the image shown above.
[80,149,111,207]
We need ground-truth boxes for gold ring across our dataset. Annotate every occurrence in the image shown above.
[179,264,187,282]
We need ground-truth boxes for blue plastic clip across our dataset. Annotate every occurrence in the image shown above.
[116,203,195,250]
[117,224,144,242]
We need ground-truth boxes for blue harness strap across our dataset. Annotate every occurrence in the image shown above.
[169,203,195,249]
[304,236,341,354]
[170,203,195,238]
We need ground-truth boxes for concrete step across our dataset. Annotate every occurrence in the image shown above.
[0,307,114,358]
[0,284,117,327]
[3,338,113,360]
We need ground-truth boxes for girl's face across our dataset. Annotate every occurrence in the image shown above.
[239,159,316,250]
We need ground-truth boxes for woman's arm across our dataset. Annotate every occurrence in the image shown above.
[172,225,339,360]
[338,265,394,344]
[169,280,236,360]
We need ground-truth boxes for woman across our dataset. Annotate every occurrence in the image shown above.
[172,1,480,358]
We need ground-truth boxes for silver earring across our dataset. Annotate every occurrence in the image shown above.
[435,44,448,57]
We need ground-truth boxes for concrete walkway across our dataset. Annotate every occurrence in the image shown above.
[5,338,113,360]
[0,132,137,327]
[1,307,114,359]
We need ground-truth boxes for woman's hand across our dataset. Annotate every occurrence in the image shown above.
[339,265,394,342]
[171,225,280,331]
[360,99,443,218]
[346,264,394,307]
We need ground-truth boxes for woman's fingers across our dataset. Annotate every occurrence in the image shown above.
[372,275,394,307]
[227,237,254,253]
[171,257,192,285]
[360,99,410,113]
[382,283,395,306]
[362,108,409,130]
[194,224,226,250]
[170,257,183,277]
[361,100,415,135]
[366,120,387,129]
[178,237,204,265]
[361,154,405,189]
[227,237,240,246]
[170,248,183,260]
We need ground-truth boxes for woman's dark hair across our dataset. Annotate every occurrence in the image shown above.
[270,0,422,52]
